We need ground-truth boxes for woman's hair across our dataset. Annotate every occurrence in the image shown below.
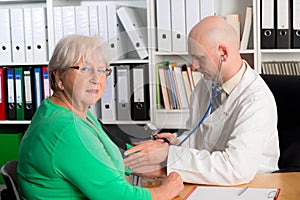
[48,35,109,90]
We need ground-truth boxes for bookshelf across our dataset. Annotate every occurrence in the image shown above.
[1,0,299,129]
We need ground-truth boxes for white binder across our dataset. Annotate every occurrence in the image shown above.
[115,65,131,120]
[88,6,99,37]
[53,7,64,45]
[116,7,148,59]
[107,3,126,61]
[10,8,26,63]
[75,6,89,36]
[186,0,200,37]
[101,66,116,122]
[23,8,34,62]
[156,0,172,52]
[32,7,48,62]
[98,4,109,42]
[201,0,215,19]
[62,6,76,36]
[171,0,186,52]
[0,9,12,63]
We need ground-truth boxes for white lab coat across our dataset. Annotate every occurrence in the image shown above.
[167,62,280,185]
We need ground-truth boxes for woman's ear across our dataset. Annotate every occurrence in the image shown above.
[53,70,64,91]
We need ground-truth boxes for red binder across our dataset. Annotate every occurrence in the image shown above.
[0,67,7,120]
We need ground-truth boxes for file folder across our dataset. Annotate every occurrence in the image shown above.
[276,0,291,49]
[101,66,116,122]
[75,6,90,36]
[33,67,43,109]
[32,7,48,62]
[130,64,150,121]
[23,8,34,62]
[261,0,276,49]
[292,0,300,48]
[10,8,26,63]
[115,65,131,120]
[24,67,35,120]
[53,7,64,45]
[0,68,7,120]
[6,68,16,120]
[171,0,187,52]
[186,0,200,37]
[88,6,99,37]
[156,0,172,52]
[0,9,12,63]
[116,6,149,59]
[173,65,189,109]
[15,67,25,120]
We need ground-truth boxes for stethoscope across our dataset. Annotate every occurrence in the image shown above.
[177,55,224,146]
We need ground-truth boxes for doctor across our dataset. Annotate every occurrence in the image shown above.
[124,16,280,185]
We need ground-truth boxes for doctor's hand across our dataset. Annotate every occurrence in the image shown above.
[124,140,169,170]
[153,132,178,145]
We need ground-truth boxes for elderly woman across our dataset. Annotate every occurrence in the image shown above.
[17,35,183,200]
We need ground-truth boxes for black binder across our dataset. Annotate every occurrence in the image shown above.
[6,68,16,120]
[292,0,300,48]
[130,64,150,121]
[24,67,35,120]
[276,0,291,49]
[261,0,276,49]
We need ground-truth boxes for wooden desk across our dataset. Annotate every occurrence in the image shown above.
[174,172,300,200]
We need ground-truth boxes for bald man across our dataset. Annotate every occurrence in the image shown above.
[124,16,279,185]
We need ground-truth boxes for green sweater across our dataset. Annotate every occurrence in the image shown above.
[18,98,151,200]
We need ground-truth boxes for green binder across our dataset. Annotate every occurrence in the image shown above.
[15,67,25,120]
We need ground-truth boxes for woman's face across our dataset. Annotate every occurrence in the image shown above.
[61,55,107,111]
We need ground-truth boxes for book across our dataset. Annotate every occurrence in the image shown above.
[240,6,252,50]
[185,186,280,200]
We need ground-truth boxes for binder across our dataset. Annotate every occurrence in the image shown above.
[116,6,149,59]
[32,7,48,62]
[53,7,64,45]
[42,66,50,99]
[23,67,35,120]
[200,0,215,19]
[23,8,34,62]
[115,65,131,120]
[88,6,99,37]
[15,67,25,120]
[261,0,276,49]
[107,4,127,61]
[0,68,7,120]
[292,0,300,48]
[10,8,26,63]
[171,0,186,52]
[62,6,76,36]
[75,6,90,36]
[276,0,291,49]
[6,68,16,120]
[0,9,12,63]
[156,0,172,52]
[130,64,150,121]
[33,67,43,110]
[101,66,116,122]
[186,0,200,37]
[98,4,109,42]
[226,14,240,44]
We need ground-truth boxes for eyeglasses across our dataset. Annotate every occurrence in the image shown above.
[69,66,112,77]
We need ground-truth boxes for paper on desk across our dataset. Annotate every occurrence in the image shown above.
[184,186,280,200]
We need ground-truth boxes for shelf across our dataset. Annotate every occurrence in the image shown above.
[260,49,300,54]
[152,109,189,129]
[0,121,31,125]
[101,120,150,125]
[111,58,149,64]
